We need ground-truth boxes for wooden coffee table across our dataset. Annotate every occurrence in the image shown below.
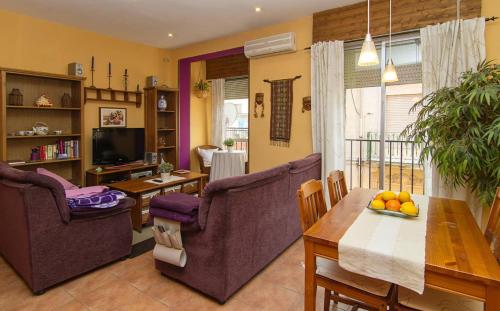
[109,172,208,232]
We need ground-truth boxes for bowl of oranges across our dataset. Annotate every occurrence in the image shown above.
[367,191,419,217]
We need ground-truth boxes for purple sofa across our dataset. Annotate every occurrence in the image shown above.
[0,162,135,294]
[155,153,321,303]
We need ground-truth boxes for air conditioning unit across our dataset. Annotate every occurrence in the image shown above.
[244,32,296,59]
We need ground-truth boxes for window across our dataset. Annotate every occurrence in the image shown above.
[224,77,249,151]
[344,34,424,194]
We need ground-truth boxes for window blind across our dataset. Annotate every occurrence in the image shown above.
[224,77,249,100]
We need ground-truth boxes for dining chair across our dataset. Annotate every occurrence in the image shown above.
[396,187,500,310]
[297,179,395,311]
[327,170,348,208]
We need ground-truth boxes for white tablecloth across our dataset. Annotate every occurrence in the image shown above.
[338,194,429,294]
[210,150,246,182]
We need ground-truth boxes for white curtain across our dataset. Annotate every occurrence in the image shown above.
[211,79,225,148]
[311,41,345,197]
[420,17,486,222]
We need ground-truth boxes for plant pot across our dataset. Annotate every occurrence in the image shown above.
[160,172,170,182]
[194,89,209,99]
[226,146,234,152]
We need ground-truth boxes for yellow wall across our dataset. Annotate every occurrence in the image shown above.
[189,61,211,172]
[169,16,314,172]
[483,0,500,60]
[0,9,172,170]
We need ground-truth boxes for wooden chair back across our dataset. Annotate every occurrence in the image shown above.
[296,179,328,232]
[327,170,348,207]
[485,187,500,262]
[195,145,221,174]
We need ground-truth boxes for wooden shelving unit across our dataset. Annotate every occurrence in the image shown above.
[144,86,179,169]
[84,87,142,107]
[0,67,85,185]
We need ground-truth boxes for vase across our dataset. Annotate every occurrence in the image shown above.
[160,172,170,182]
[227,146,234,152]
[158,95,167,111]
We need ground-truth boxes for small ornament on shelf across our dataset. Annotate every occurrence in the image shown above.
[107,62,112,90]
[8,88,23,106]
[90,56,96,88]
[123,69,129,91]
[34,94,52,107]
[158,95,167,111]
[61,93,72,107]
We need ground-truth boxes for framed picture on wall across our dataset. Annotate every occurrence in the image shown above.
[99,107,127,127]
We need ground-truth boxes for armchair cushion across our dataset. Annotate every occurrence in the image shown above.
[36,168,79,190]
[0,162,70,223]
[198,148,218,167]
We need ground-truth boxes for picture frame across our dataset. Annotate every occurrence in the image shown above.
[99,107,127,127]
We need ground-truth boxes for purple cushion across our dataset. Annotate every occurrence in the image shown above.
[289,153,321,170]
[150,193,200,215]
[37,168,78,190]
[150,208,197,224]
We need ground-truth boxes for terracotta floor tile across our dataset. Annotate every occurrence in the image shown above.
[234,277,302,311]
[52,300,91,311]
[112,292,171,311]
[72,280,145,311]
[0,285,73,311]
[261,259,305,294]
[63,266,120,296]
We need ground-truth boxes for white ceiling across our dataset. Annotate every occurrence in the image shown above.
[0,0,360,49]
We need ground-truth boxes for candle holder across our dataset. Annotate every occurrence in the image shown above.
[123,69,128,91]
[107,62,112,90]
[90,56,96,88]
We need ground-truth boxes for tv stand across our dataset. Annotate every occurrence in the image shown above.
[86,163,158,186]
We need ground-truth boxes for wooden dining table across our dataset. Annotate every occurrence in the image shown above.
[303,188,500,310]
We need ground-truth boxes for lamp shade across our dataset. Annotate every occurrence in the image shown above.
[358,33,379,66]
[382,58,399,83]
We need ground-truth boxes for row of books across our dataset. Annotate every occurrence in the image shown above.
[37,139,79,161]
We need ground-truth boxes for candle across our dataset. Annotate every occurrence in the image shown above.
[91,56,94,69]
[125,69,128,75]
[108,62,111,75]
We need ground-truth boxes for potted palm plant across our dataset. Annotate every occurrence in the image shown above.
[158,162,174,182]
[194,79,210,98]
[401,61,500,205]
[223,138,235,152]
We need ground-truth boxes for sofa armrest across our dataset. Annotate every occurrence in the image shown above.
[70,197,135,221]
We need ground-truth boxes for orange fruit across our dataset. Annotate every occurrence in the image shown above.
[374,193,384,201]
[385,199,401,212]
[382,191,397,201]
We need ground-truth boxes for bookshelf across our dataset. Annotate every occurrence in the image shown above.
[144,86,179,169]
[0,68,85,185]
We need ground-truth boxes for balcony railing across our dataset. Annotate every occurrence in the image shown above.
[345,138,424,194]
[225,127,248,151]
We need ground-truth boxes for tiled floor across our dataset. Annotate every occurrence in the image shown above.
[0,239,354,311]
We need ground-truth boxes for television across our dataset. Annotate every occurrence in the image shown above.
[92,128,145,165]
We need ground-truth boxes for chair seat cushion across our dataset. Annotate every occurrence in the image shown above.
[398,287,483,311]
[150,193,200,215]
[316,258,392,297]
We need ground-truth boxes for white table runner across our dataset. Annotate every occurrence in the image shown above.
[338,194,429,294]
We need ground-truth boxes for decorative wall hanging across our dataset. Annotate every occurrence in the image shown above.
[264,75,301,147]
[302,96,311,113]
[8,88,23,106]
[100,107,127,127]
[35,94,52,107]
[254,92,264,118]
[61,93,72,107]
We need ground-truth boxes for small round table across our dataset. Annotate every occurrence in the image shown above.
[210,150,246,182]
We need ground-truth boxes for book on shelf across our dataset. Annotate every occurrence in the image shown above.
[37,139,79,161]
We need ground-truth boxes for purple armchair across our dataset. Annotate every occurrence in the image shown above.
[0,162,135,294]
[155,153,321,303]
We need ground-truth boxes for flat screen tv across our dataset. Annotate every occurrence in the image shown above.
[92,128,145,165]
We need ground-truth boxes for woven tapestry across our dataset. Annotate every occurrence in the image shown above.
[265,76,301,147]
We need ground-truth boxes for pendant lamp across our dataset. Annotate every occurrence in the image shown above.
[382,0,399,82]
[358,0,379,66]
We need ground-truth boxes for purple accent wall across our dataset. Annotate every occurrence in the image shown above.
[178,46,245,169]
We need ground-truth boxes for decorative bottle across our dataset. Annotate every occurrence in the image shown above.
[158,95,167,111]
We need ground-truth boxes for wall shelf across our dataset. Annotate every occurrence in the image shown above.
[7,134,81,140]
[84,87,142,107]
[8,158,81,167]
[7,105,81,111]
